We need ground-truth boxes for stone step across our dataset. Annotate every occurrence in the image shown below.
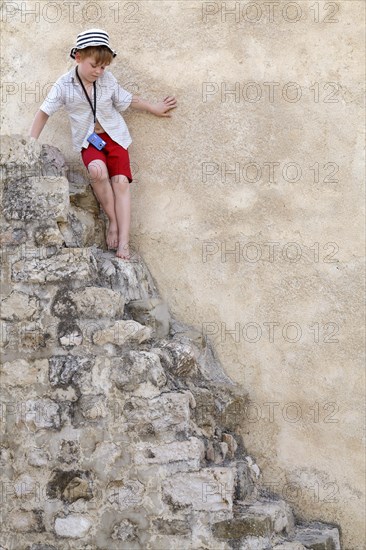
[292,523,341,550]
[134,436,205,472]
[94,248,158,302]
[157,321,236,386]
[10,247,96,284]
[126,297,171,338]
[5,248,157,306]
[212,499,294,541]
[273,543,307,550]
[162,466,236,515]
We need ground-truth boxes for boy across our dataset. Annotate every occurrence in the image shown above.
[29,29,177,260]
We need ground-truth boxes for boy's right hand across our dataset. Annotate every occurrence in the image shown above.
[151,96,177,117]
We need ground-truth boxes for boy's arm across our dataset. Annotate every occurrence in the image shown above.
[29,110,49,139]
[30,76,65,138]
[130,95,177,117]
[109,71,176,116]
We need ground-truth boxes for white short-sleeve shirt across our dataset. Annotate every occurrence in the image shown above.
[40,66,133,152]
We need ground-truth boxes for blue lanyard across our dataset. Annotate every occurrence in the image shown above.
[76,66,97,123]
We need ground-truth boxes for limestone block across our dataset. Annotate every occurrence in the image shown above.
[6,320,47,350]
[91,523,132,550]
[73,394,108,425]
[28,545,58,550]
[243,500,295,535]
[91,356,112,394]
[0,137,66,181]
[54,514,93,538]
[134,437,205,468]
[239,537,273,550]
[12,248,96,283]
[123,391,193,441]
[47,469,93,503]
[69,286,125,318]
[212,516,271,539]
[93,319,152,346]
[3,176,69,222]
[40,143,68,177]
[111,351,167,394]
[193,388,248,437]
[8,510,42,532]
[0,447,13,480]
[147,534,195,549]
[111,518,138,542]
[235,460,257,501]
[162,467,235,512]
[15,398,61,431]
[58,205,102,248]
[127,297,170,337]
[0,290,39,321]
[106,479,145,510]
[14,473,38,499]
[1,320,10,349]
[63,477,91,503]
[152,517,192,536]
[214,500,294,540]
[88,442,121,479]
[1,358,47,386]
[70,182,100,215]
[34,224,64,247]
[293,524,341,550]
[0,135,42,177]
[0,221,27,246]
[273,543,306,550]
[58,440,80,464]
[27,447,50,467]
[150,346,174,371]
[162,339,201,378]
[49,355,93,387]
[94,249,157,302]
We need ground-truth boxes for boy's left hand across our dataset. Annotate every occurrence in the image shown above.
[151,96,177,117]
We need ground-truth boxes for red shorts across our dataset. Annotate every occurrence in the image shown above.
[81,133,133,182]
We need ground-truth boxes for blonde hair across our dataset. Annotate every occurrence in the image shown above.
[76,46,113,65]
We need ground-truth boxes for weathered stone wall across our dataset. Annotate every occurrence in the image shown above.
[0,138,342,549]
[1,2,365,548]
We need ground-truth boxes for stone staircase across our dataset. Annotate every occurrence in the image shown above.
[0,137,341,549]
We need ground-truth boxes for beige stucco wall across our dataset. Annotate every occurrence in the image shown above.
[1,1,365,547]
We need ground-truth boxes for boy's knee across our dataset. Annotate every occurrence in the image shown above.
[87,161,108,182]
[111,175,129,191]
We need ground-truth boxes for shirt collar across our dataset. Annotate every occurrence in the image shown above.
[69,66,79,84]
[68,66,105,87]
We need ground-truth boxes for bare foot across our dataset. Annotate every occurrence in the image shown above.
[106,222,118,249]
[116,242,130,260]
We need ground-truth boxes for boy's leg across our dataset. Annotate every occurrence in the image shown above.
[110,175,131,259]
[87,159,118,249]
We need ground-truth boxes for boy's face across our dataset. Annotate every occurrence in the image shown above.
[75,54,109,83]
